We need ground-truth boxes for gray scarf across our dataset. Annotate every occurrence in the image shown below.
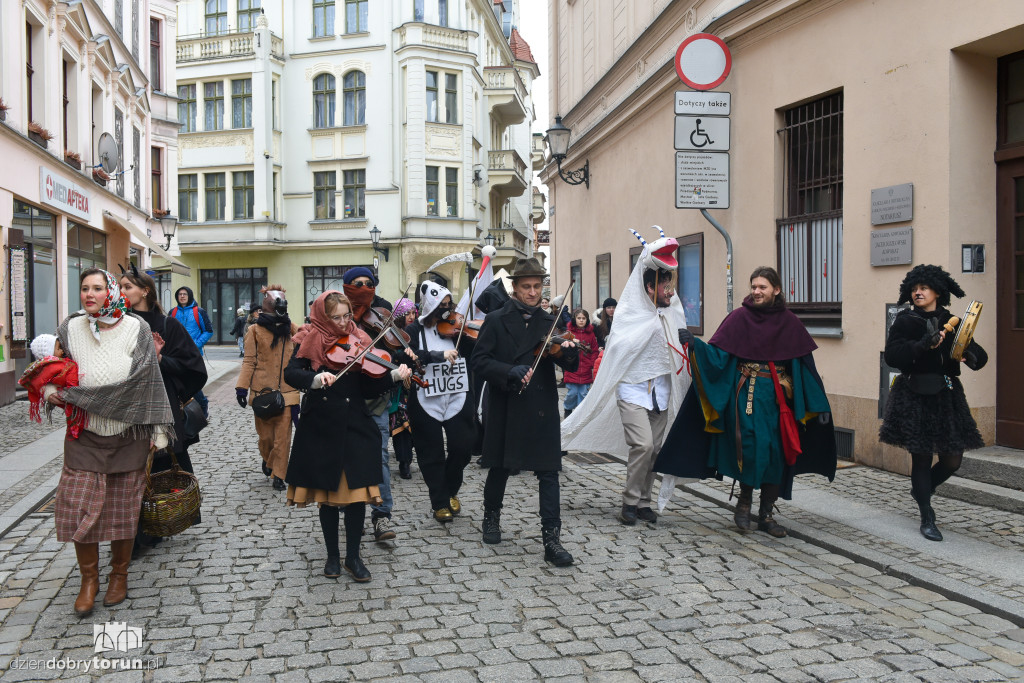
[49,313,174,442]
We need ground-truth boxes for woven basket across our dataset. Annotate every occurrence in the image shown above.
[141,449,201,537]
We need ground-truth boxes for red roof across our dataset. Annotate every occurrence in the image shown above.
[509,28,536,64]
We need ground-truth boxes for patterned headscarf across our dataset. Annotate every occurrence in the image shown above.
[83,269,130,341]
[394,298,417,317]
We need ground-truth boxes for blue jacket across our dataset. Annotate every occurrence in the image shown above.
[169,287,214,350]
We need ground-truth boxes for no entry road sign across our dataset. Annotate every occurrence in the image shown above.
[675,33,732,91]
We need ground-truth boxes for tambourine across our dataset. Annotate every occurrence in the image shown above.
[951,300,982,361]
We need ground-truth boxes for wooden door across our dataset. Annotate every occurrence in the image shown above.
[996,158,1024,447]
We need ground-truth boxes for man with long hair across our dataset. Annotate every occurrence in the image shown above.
[656,266,837,537]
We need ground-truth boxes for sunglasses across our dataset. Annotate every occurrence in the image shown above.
[348,281,374,288]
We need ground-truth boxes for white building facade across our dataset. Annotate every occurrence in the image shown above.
[170,0,543,342]
[0,0,182,406]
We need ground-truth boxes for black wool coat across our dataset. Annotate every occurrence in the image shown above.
[284,348,395,491]
[471,299,578,472]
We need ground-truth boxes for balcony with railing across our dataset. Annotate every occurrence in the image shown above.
[487,149,528,200]
[396,23,471,52]
[484,66,528,126]
[531,133,546,172]
[177,31,284,64]
[531,186,546,224]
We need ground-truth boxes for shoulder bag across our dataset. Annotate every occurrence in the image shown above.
[251,335,287,419]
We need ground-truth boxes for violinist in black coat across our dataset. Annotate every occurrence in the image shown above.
[880,265,986,542]
[470,258,578,567]
[283,291,411,582]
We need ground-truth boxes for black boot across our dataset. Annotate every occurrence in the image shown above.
[272,476,286,491]
[343,503,371,582]
[734,484,753,532]
[482,509,502,544]
[756,487,786,538]
[398,460,412,479]
[542,526,574,567]
[912,489,943,541]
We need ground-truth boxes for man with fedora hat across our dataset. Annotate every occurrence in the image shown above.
[471,257,579,566]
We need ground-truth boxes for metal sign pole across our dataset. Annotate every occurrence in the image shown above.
[700,209,733,313]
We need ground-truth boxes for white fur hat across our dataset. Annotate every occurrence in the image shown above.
[30,334,57,361]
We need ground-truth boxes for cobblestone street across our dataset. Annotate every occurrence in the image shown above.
[1,355,1023,681]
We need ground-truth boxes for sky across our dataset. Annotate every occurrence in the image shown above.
[518,0,550,238]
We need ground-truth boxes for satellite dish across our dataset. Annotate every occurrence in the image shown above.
[97,132,120,174]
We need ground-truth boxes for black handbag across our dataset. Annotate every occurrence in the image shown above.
[181,398,208,440]
[251,337,287,419]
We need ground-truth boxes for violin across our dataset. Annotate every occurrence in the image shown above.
[559,329,592,355]
[326,335,428,388]
[360,306,411,350]
[533,333,585,359]
[435,311,484,340]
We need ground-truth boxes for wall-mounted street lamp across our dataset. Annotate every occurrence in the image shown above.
[545,116,589,189]
[485,233,496,247]
[159,213,178,250]
[369,224,389,262]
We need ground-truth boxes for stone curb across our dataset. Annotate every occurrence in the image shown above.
[670,474,1024,628]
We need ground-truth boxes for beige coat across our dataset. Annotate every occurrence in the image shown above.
[236,323,301,406]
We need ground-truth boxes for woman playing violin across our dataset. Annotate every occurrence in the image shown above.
[562,308,599,419]
[284,291,411,582]
[402,281,478,523]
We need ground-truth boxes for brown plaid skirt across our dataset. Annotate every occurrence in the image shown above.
[55,465,147,543]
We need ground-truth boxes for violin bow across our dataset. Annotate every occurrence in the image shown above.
[333,283,411,380]
[520,279,575,395]
[452,266,483,362]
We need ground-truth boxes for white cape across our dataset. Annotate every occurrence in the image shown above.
[561,258,691,457]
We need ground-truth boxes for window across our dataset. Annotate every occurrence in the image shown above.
[132,0,139,60]
[304,266,367,314]
[345,0,368,33]
[205,173,226,220]
[439,0,448,27]
[133,127,141,207]
[314,171,336,219]
[26,23,34,121]
[62,60,71,150]
[114,108,125,197]
[445,73,458,123]
[343,169,365,218]
[272,172,279,220]
[445,168,458,216]
[343,71,365,125]
[426,166,439,215]
[414,0,424,22]
[569,260,582,311]
[178,84,197,132]
[313,74,336,128]
[777,92,843,326]
[596,253,610,307]
[151,147,162,212]
[238,0,262,32]
[150,19,161,90]
[179,174,198,221]
[629,246,642,273]
[677,233,704,334]
[205,0,227,35]
[272,79,279,129]
[426,71,439,122]
[313,0,334,37]
[66,224,107,316]
[232,78,252,128]
[115,0,124,38]
[233,171,254,219]
[204,81,224,130]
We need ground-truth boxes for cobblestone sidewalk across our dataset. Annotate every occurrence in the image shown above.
[0,377,1022,681]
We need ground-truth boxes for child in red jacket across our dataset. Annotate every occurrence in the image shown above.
[562,309,599,419]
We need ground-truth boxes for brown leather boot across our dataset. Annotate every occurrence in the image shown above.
[102,539,134,607]
[733,484,754,532]
[73,542,100,617]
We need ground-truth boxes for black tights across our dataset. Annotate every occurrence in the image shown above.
[319,503,365,560]
[910,451,963,501]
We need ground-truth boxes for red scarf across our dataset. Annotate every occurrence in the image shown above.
[343,283,376,321]
[18,357,86,438]
[293,291,373,372]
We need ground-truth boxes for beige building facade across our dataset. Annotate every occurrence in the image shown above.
[541,0,1024,471]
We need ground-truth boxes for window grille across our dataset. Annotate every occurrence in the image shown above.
[777,92,843,326]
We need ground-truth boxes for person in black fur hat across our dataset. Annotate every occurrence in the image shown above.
[880,264,987,542]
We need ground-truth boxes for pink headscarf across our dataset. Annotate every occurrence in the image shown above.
[292,291,373,372]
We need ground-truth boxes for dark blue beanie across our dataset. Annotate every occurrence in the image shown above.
[343,267,377,285]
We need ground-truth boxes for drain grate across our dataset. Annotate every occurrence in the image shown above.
[834,427,855,461]
[565,451,618,465]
